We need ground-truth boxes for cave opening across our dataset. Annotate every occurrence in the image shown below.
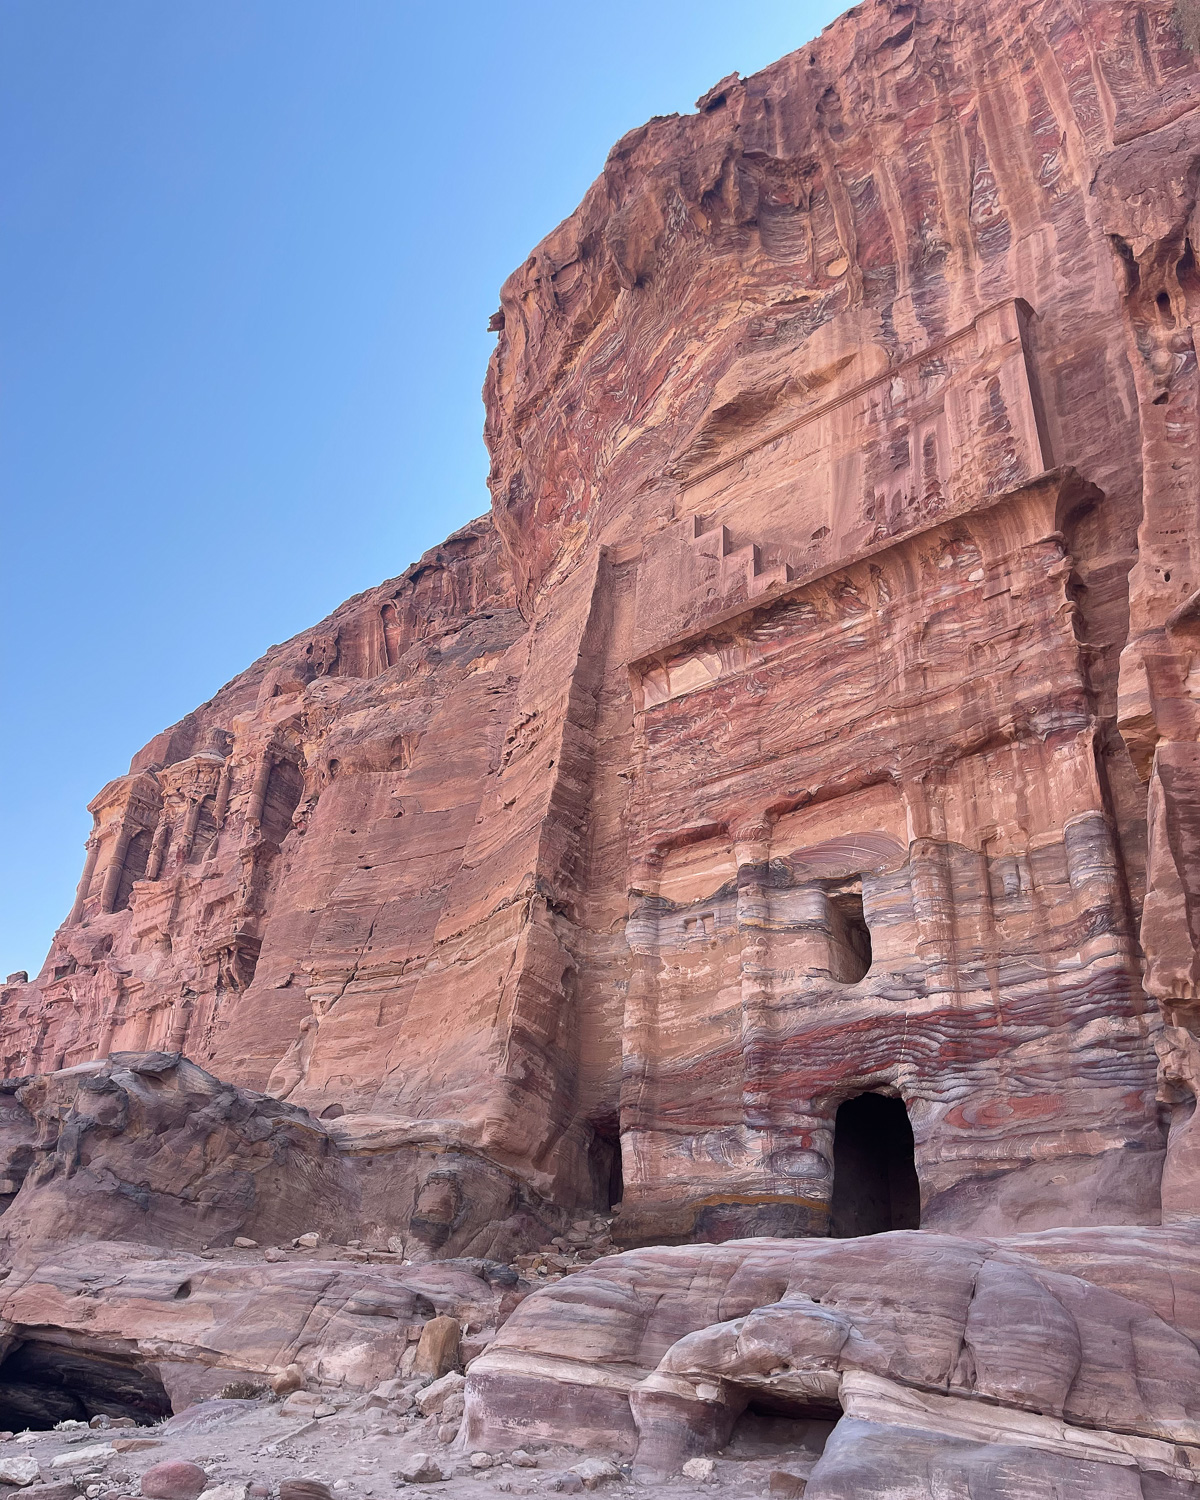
[829,1092,920,1237]
[0,1338,172,1431]
[588,1120,624,1212]
[725,1393,840,1469]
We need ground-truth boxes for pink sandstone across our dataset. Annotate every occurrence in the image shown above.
[3,0,1200,1493]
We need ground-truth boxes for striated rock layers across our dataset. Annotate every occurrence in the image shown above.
[464,1226,1200,1492]
[5,0,1200,1491]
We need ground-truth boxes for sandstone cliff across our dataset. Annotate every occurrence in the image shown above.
[5,1,1200,1493]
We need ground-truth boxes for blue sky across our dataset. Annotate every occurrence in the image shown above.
[1,0,846,979]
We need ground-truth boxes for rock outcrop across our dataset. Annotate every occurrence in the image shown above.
[464,1226,1200,1491]
[0,1052,563,1262]
[0,1238,513,1419]
[5,0,1200,1493]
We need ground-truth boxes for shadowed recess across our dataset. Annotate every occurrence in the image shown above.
[830,1093,920,1237]
[0,1338,172,1430]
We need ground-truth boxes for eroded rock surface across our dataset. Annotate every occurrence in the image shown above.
[0,1051,563,1262]
[7,0,1200,1251]
[465,1228,1200,1492]
[5,0,1200,1494]
[0,1240,514,1415]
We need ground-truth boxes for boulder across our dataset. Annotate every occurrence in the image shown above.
[139,1462,210,1500]
[413,1317,461,1378]
[569,1460,620,1490]
[396,1453,449,1484]
[0,1457,41,1488]
[48,1447,112,1472]
[414,1372,465,1416]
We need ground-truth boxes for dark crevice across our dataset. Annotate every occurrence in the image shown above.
[726,1399,839,1460]
[261,759,305,846]
[113,827,154,912]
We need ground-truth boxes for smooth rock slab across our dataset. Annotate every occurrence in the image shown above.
[804,1419,1153,1499]
[49,1448,112,1473]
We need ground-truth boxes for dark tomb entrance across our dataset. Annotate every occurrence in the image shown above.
[0,1338,172,1430]
[829,1092,920,1237]
[588,1119,624,1212]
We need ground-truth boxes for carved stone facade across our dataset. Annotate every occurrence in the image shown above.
[4,0,1200,1269]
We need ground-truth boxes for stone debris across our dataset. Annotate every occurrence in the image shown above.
[511,1219,618,1282]
[0,1455,41,1486]
[568,1460,620,1490]
[49,1445,113,1470]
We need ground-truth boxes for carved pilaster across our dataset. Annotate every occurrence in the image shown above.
[212,758,233,828]
[98,819,135,915]
[144,810,172,882]
[903,777,957,997]
[67,833,102,926]
[246,749,275,829]
[177,795,205,862]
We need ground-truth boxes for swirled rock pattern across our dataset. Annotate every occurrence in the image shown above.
[464,1228,1200,1492]
[4,0,1200,1491]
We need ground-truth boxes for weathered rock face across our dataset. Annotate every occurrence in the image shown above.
[0,1052,562,1262]
[0,1052,355,1253]
[463,1226,1200,1492]
[0,1237,514,1418]
[4,6,1200,1486]
[6,0,1200,1255]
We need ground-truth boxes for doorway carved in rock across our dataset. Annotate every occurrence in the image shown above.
[829,1092,920,1237]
